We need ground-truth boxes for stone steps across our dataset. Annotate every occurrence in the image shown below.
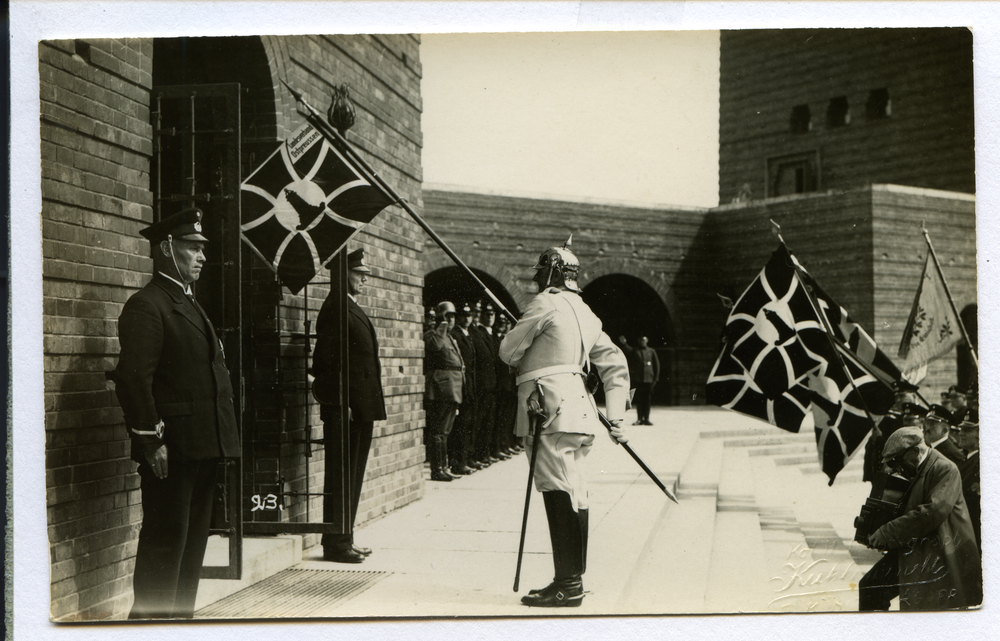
[192,407,884,616]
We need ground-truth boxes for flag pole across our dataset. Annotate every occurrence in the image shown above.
[922,228,978,370]
[770,220,883,449]
[285,81,675,501]
[281,81,516,325]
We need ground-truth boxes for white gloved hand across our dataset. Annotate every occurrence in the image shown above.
[607,420,628,444]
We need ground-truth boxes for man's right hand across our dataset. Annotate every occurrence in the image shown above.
[146,444,168,479]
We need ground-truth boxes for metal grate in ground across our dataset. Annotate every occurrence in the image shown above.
[195,568,388,619]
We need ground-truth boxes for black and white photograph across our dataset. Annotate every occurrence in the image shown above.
[8,2,999,639]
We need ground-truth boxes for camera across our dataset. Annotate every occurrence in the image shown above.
[854,469,912,547]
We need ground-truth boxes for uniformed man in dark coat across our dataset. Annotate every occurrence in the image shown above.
[448,302,478,475]
[313,248,386,563]
[956,409,981,550]
[862,383,922,484]
[113,208,241,619]
[922,404,965,466]
[471,302,501,467]
[494,314,520,455]
[619,335,660,425]
[424,301,465,481]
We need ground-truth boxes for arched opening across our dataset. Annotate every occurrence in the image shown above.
[957,303,978,392]
[424,266,521,318]
[582,274,674,406]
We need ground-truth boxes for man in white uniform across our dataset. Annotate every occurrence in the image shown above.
[499,237,630,608]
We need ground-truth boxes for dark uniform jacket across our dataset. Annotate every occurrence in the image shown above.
[314,295,387,422]
[621,344,660,384]
[424,325,464,404]
[958,451,981,548]
[114,273,240,463]
[933,436,966,466]
[471,325,498,392]
[451,326,477,395]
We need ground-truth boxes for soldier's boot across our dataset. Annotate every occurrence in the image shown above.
[579,508,589,574]
[522,491,585,607]
[429,441,452,482]
[441,441,461,478]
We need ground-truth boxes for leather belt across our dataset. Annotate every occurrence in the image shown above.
[516,364,584,386]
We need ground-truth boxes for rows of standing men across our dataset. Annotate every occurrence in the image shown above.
[423,300,522,482]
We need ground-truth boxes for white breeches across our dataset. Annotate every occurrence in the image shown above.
[526,432,595,511]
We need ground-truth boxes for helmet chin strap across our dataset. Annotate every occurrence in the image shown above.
[165,234,190,289]
[543,264,553,290]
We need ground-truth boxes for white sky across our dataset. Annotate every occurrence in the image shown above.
[421,31,721,208]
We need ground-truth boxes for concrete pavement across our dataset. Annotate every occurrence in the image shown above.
[195,406,881,619]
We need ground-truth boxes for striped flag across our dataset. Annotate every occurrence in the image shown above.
[240,123,393,294]
[707,243,898,483]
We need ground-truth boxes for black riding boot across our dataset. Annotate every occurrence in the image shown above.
[430,441,452,482]
[522,491,585,607]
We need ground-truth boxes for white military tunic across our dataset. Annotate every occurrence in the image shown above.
[500,287,630,436]
[499,287,630,509]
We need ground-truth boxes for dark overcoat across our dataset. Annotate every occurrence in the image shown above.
[934,437,966,466]
[471,325,498,392]
[958,451,981,548]
[874,448,982,610]
[314,295,387,421]
[114,273,240,462]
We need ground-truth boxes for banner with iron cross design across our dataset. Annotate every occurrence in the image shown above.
[240,123,393,293]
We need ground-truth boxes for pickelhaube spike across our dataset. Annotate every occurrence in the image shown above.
[532,233,582,293]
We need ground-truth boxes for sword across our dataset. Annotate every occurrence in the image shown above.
[513,384,547,592]
[600,412,678,504]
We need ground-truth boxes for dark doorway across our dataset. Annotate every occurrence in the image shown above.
[424,266,520,318]
[151,35,279,581]
[958,303,978,393]
[582,275,674,405]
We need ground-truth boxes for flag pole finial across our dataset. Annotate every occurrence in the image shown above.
[769,219,784,243]
[327,84,357,134]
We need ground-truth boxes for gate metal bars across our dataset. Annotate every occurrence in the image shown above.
[151,83,243,580]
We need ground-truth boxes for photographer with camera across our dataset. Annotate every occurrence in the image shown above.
[858,426,982,611]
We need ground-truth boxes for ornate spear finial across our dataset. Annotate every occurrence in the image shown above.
[327,84,356,134]
[563,234,573,250]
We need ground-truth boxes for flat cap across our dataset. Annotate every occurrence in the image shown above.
[881,426,924,463]
[140,207,208,244]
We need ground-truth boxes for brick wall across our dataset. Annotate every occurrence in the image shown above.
[421,188,714,405]
[42,34,426,621]
[870,185,977,395]
[719,28,975,204]
[264,35,427,538]
[41,37,154,621]
[707,185,975,397]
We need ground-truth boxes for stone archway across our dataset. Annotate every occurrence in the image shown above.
[578,257,683,339]
[581,272,676,406]
[422,246,532,313]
